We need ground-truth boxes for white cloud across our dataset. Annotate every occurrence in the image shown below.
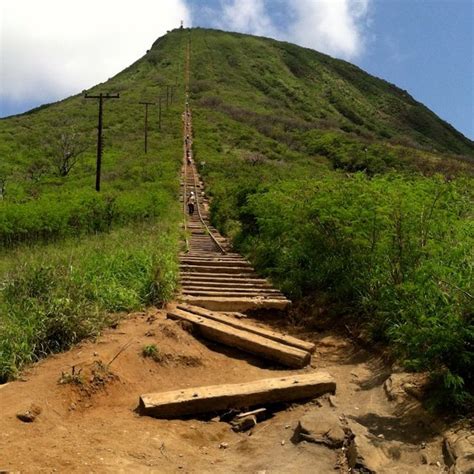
[288,0,371,58]
[217,0,372,59]
[221,0,276,37]
[1,0,190,110]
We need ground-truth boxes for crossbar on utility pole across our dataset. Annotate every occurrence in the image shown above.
[84,92,120,192]
[139,101,155,154]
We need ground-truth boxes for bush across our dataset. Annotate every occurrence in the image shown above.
[210,172,473,409]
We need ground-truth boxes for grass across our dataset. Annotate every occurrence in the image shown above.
[0,29,188,380]
[142,344,163,362]
[0,218,181,382]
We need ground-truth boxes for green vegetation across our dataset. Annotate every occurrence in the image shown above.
[0,220,180,382]
[0,29,187,381]
[1,27,473,411]
[186,28,473,409]
[142,343,163,362]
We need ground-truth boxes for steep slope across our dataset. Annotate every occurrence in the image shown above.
[183,28,472,158]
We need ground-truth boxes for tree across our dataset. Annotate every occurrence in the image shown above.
[45,127,88,177]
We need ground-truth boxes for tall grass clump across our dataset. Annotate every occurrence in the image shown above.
[0,219,180,382]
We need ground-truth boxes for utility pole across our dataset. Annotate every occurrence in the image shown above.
[139,101,155,153]
[84,92,119,192]
[166,86,170,108]
[158,96,162,131]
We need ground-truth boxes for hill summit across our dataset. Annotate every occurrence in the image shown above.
[165,28,472,158]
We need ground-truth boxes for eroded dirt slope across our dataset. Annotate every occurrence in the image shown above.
[0,309,470,473]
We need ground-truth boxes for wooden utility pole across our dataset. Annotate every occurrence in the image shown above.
[139,101,155,153]
[84,92,119,191]
[158,97,162,131]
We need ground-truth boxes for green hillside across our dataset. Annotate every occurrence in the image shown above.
[0,28,472,408]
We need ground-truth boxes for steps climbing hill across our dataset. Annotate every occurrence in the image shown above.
[180,93,290,312]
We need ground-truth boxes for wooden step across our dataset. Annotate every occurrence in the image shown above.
[179,265,255,274]
[176,304,315,353]
[167,308,310,368]
[181,290,284,297]
[179,295,291,312]
[139,372,336,418]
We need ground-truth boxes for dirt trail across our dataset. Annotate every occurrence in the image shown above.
[0,308,463,473]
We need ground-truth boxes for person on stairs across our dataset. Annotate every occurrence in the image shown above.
[187,191,196,215]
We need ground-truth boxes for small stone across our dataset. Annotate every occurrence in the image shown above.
[281,440,285,446]
[16,404,42,423]
[421,441,426,449]
[285,424,291,429]
[231,415,257,433]
[328,395,338,408]
[421,453,429,465]
[377,434,385,439]
[219,442,228,449]
[93,351,98,356]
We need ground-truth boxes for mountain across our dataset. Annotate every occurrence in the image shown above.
[0,28,472,407]
[182,28,473,157]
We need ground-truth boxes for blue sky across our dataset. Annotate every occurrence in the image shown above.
[1,0,473,138]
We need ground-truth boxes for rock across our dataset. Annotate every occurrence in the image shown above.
[16,404,42,423]
[318,336,350,350]
[219,442,229,449]
[328,395,338,408]
[346,419,390,473]
[444,429,474,474]
[383,373,429,403]
[294,409,346,449]
[231,415,257,433]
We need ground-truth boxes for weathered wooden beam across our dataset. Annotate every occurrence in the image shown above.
[177,303,315,353]
[139,372,336,418]
[179,296,290,312]
[167,309,310,368]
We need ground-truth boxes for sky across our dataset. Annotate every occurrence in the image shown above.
[1,0,473,138]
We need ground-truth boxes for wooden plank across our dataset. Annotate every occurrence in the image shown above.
[177,304,315,353]
[167,309,310,368]
[178,296,290,312]
[139,372,336,418]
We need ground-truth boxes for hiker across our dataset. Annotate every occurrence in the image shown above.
[187,191,195,215]
[186,150,192,165]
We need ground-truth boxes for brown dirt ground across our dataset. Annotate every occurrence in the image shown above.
[0,308,456,473]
